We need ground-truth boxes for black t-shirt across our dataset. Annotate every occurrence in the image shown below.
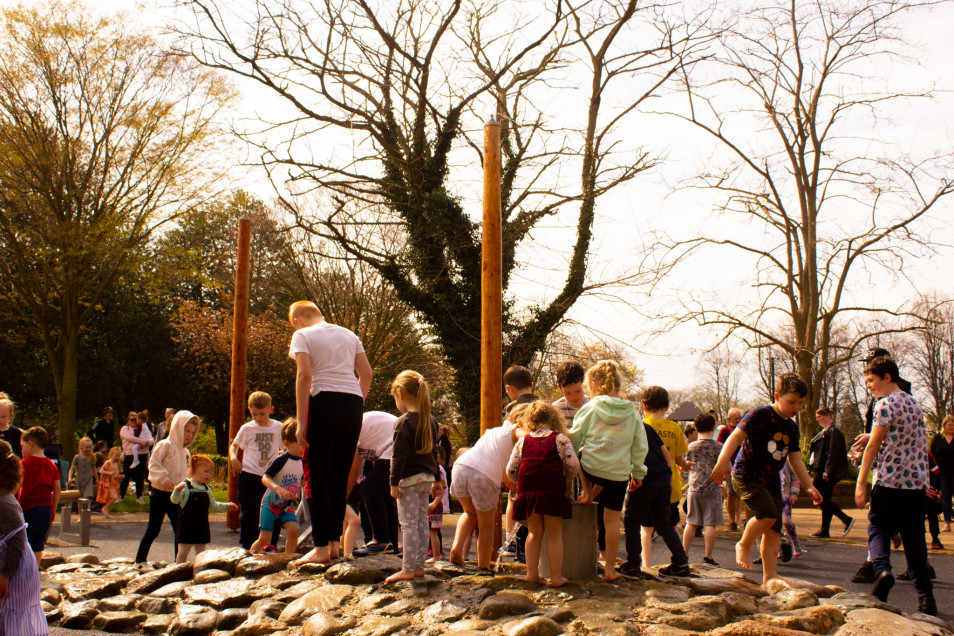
[731,405,800,489]
[0,427,22,458]
[91,417,114,446]
[642,423,672,482]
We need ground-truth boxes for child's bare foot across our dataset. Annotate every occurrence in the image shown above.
[413,568,426,577]
[735,542,752,571]
[385,569,417,583]
[579,491,594,505]
[102,512,112,519]
[549,575,568,588]
[525,575,546,585]
[424,557,436,564]
[449,550,465,566]
[605,570,621,583]
[292,548,332,567]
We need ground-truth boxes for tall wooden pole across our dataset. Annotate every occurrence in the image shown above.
[481,117,503,437]
[227,216,251,529]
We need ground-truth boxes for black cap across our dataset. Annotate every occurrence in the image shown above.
[103,406,114,415]
[861,347,891,363]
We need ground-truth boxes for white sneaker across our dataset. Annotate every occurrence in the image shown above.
[136,497,145,505]
[130,457,140,469]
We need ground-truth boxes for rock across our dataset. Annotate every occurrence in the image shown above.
[758,588,819,613]
[62,574,127,601]
[421,599,468,623]
[91,610,148,632]
[192,546,248,574]
[643,584,693,605]
[835,608,953,636]
[765,576,834,598]
[278,583,355,626]
[635,595,730,632]
[688,577,767,597]
[44,603,63,624]
[41,587,63,606]
[127,562,194,594]
[47,562,97,574]
[639,625,699,636]
[102,557,135,566]
[97,594,141,611]
[751,604,846,633]
[826,585,848,595]
[192,568,231,584]
[348,616,412,636]
[141,614,175,635]
[67,553,101,564]
[217,607,250,630]
[903,612,954,634]
[258,570,312,590]
[170,603,219,636]
[447,578,496,606]
[59,600,100,629]
[40,551,65,569]
[708,620,818,635]
[136,595,175,615]
[478,591,538,619]
[485,575,552,593]
[148,580,192,598]
[379,598,424,616]
[548,607,576,623]
[501,616,564,636]
[183,577,273,609]
[272,579,324,603]
[231,613,287,636]
[301,612,357,636]
[356,592,398,611]
[249,597,286,619]
[325,557,396,585]
[721,591,759,617]
[827,592,902,615]
[235,553,300,577]
[564,598,632,621]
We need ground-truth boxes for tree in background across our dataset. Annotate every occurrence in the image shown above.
[907,295,954,429]
[0,2,232,456]
[695,345,744,424]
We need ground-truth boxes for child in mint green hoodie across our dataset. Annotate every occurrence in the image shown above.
[568,360,648,582]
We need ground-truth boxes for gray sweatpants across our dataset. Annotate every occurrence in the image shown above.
[397,481,432,572]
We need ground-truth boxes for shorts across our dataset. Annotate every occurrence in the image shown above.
[428,512,443,530]
[581,469,627,512]
[725,477,737,497]
[732,478,782,534]
[450,464,499,512]
[259,497,298,532]
[686,489,724,527]
[24,505,51,553]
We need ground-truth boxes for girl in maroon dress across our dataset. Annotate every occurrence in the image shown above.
[506,402,581,587]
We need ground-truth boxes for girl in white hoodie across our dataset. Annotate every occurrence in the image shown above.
[135,411,199,564]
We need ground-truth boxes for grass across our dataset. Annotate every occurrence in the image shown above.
[111,483,229,513]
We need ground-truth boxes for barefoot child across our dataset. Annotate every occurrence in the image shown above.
[172,455,237,563]
[506,402,580,587]
[711,373,821,585]
[567,360,647,582]
[251,419,304,555]
[386,371,444,583]
[0,440,49,635]
[68,437,97,502]
[96,447,123,518]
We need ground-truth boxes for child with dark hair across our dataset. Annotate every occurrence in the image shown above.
[682,413,723,565]
[712,373,821,585]
[0,440,48,635]
[17,427,60,561]
[855,356,936,615]
[250,419,304,555]
[553,361,588,428]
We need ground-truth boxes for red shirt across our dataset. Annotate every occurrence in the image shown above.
[18,455,59,511]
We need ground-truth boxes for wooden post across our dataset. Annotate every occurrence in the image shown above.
[481,116,503,437]
[227,216,251,529]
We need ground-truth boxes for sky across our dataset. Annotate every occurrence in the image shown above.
[18,0,954,399]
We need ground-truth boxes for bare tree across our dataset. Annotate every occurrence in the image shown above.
[0,2,231,457]
[657,0,954,439]
[176,0,702,440]
[696,344,744,423]
[907,295,954,429]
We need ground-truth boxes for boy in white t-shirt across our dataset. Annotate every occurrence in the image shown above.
[230,391,283,549]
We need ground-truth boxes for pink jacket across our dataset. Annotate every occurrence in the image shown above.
[120,425,153,457]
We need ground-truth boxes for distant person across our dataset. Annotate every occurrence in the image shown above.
[808,407,852,538]
[230,391,282,549]
[854,355,936,615]
[711,373,821,586]
[89,406,115,448]
[172,455,237,563]
[17,427,61,561]
[929,414,954,533]
[96,447,123,519]
[780,463,802,558]
[353,411,400,556]
[0,393,22,458]
[156,408,175,442]
[119,411,153,503]
[68,437,97,502]
[250,419,304,555]
[682,413,723,566]
[717,408,744,530]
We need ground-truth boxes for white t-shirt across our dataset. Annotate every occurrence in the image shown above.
[453,419,516,484]
[233,420,283,476]
[358,411,397,461]
[288,322,365,397]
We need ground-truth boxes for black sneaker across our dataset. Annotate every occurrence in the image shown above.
[850,560,876,584]
[659,563,691,577]
[353,541,392,557]
[842,518,855,536]
[810,530,831,538]
[919,595,938,616]
[618,563,644,580]
[871,571,895,602]
[780,540,793,563]
[703,557,719,566]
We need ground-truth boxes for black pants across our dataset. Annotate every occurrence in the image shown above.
[868,485,932,598]
[926,491,941,542]
[306,391,363,548]
[623,477,688,568]
[361,458,399,547]
[120,454,148,499]
[238,471,267,549]
[136,489,179,563]
[813,475,851,533]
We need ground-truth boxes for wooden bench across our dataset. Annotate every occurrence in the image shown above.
[58,490,92,546]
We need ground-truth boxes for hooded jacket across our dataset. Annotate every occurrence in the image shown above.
[567,395,647,481]
[148,410,196,492]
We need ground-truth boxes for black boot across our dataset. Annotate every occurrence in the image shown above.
[850,560,876,584]
[871,571,895,602]
[919,595,938,616]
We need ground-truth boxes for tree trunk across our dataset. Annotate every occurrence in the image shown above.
[56,336,79,460]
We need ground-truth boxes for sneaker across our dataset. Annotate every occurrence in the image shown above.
[930,541,944,550]
[618,562,644,580]
[353,541,391,557]
[658,563,691,577]
[500,541,516,556]
[263,544,278,554]
[919,595,938,616]
[702,557,719,566]
[810,530,831,538]
[780,540,793,563]
[136,497,145,505]
[930,565,936,579]
[871,571,894,602]
[842,518,855,537]
[850,561,876,584]
[130,457,140,469]
[728,522,738,532]
[753,556,763,565]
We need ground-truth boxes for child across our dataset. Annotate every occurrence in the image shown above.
[0,440,49,635]
[506,401,580,587]
[230,391,283,549]
[854,355,936,615]
[136,411,200,564]
[68,437,97,502]
[386,370,444,583]
[251,419,304,555]
[0,394,22,459]
[425,449,450,564]
[780,463,802,558]
[552,361,589,428]
[172,455,237,563]
[502,365,539,562]
[641,386,690,565]
[17,427,60,561]
[682,413,723,566]
[96,447,123,518]
[712,373,821,586]
[567,360,648,582]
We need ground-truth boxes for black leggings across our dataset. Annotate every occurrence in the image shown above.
[120,454,148,499]
[136,489,179,562]
[306,391,363,547]
[813,475,851,533]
